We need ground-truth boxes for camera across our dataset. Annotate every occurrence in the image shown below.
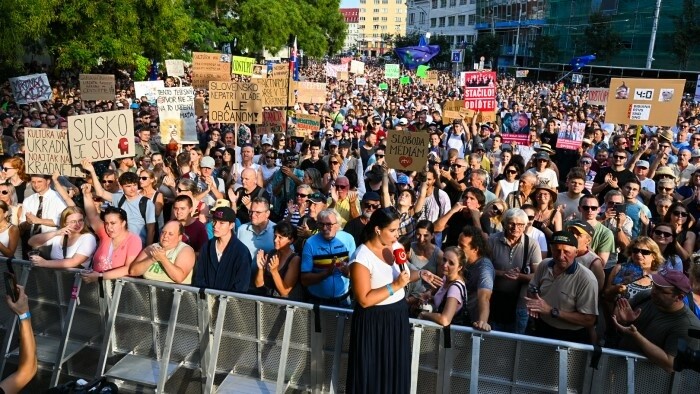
[673,329,700,372]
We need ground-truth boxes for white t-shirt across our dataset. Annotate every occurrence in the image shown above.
[350,243,406,305]
[526,227,548,255]
[527,168,559,189]
[48,233,98,269]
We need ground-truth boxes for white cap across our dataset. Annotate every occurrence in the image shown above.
[261,135,273,145]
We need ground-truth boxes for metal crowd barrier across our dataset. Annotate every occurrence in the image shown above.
[1,259,699,393]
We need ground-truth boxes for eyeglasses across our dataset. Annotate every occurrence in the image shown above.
[672,211,689,217]
[319,222,337,228]
[250,210,268,215]
[150,125,158,128]
[658,187,673,192]
[66,219,84,226]
[507,222,526,228]
[364,203,381,210]
[653,229,673,238]
[330,161,340,165]
[631,247,652,256]
[102,180,114,184]
[1,167,15,171]
[580,160,592,165]
[613,155,627,160]
[580,205,599,211]
[139,177,150,181]
[376,154,385,158]
[297,193,309,198]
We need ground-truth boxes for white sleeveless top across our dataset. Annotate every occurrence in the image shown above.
[0,224,21,259]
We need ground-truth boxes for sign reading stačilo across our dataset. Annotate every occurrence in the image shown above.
[25,128,83,177]
[208,81,263,124]
[79,74,115,101]
[67,110,135,164]
[605,78,685,126]
[385,130,430,173]
[463,71,497,112]
[232,56,256,76]
[9,73,52,104]
[157,87,197,144]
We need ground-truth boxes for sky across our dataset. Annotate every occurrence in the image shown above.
[340,0,359,8]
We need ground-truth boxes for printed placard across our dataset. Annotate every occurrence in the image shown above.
[385,130,430,173]
[350,60,365,74]
[9,73,52,104]
[251,64,266,78]
[385,64,400,79]
[25,128,83,177]
[258,110,285,134]
[325,63,348,78]
[165,59,185,77]
[157,87,197,144]
[556,122,585,150]
[295,114,321,131]
[67,110,135,164]
[272,63,289,78]
[463,71,497,111]
[255,77,295,107]
[296,82,327,104]
[79,74,115,101]
[606,78,685,126]
[232,56,255,76]
[208,81,263,124]
[192,52,231,89]
[134,81,165,105]
[515,70,529,78]
[501,112,530,145]
[587,88,609,106]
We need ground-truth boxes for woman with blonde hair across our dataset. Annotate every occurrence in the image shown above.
[323,153,343,192]
[482,199,508,234]
[139,169,164,231]
[603,236,664,305]
[0,200,20,259]
[27,206,97,269]
[1,157,31,203]
[0,182,22,226]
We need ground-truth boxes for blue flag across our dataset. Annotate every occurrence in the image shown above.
[570,54,596,71]
[394,45,440,70]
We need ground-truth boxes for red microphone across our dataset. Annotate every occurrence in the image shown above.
[393,245,408,272]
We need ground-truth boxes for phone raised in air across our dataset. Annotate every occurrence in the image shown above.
[4,272,19,302]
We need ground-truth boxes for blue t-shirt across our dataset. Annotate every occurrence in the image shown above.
[111,192,156,245]
[623,202,651,238]
[301,231,356,299]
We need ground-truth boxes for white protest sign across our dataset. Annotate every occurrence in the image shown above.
[385,64,400,79]
[134,81,165,105]
[355,77,367,86]
[157,87,197,144]
[25,128,83,177]
[587,88,609,106]
[165,59,185,77]
[350,60,365,74]
[9,73,52,104]
[67,110,135,164]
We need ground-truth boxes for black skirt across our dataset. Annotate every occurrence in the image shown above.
[346,300,410,394]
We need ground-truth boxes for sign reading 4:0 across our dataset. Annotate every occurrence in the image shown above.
[634,88,654,101]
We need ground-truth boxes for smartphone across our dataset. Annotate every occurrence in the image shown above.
[4,272,19,302]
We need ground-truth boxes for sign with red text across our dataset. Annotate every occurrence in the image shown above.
[258,110,285,134]
[67,110,135,164]
[587,88,609,106]
[463,71,497,112]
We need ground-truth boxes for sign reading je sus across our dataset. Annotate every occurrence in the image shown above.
[67,110,135,164]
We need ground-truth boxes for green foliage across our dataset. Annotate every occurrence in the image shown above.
[134,55,151,81]
[669,0,700,69]
[473,33,500,66]
[578,12,624,65]
[531,34,559,64]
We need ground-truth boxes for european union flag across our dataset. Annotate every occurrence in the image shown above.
[394,45,441,70]
[570,54,596,71]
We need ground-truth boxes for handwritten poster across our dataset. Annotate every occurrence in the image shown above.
[67,110,135,164]
[295,114,320,131]
[350,60,365,75]
[587,88,609,106]
[255,77,294,107]
[9,74,52,104]
[165,59,186,77]
[157,87,197,144]
[25,128,83,177]
[192,52,231,89]
[79,74,115,101]
[296,82,327,104]
[134,81,164,105]
[258,110,285,134]
[385,130,430,173]
[385,64,400,79]
[232,56,255,76]
[208,81,263,124]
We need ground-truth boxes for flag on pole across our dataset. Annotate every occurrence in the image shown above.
[569,54,596,71]
[290,36,299,81]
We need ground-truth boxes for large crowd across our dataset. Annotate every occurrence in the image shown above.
[1,60,700,386]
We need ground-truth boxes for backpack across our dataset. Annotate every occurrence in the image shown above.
[444,127,468,155]
[432,186,444,217]
[118,195,149,222]
[437,280,470,326]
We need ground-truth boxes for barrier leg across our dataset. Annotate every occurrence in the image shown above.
[156,289,182,393]
[275,306,295,394]
[409,324,423,394]
[198,294,211,394]
[625,357,636,394]
[96,280,124,378]
[328,313,346,394]
[469,334,481,394]
[310,311,323,394]
[49,274,82,386]
[204,296,228,394]
[557,347,569,394]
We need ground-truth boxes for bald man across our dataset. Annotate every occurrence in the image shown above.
[232,168,270,224]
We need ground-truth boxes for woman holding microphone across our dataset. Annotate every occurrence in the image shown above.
[347,208,442,393]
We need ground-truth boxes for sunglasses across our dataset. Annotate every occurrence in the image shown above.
[102,180,114,184]
[139,177,150,181]
[376,154,384,158]
[580,160,592,165]
[177,187,189,193]
[364,203,381,209]
[631,247,652,256]
[653,229,673,238]
[527,215,535,220]
[491,206,503,215]
[0,190,8,195]
[580,205,599,211]
[1,167,15,171]
[658,187,673,192]
[296,193,309,198]
[672,211,689,217]
[336,184,348,189]
[505,169,518,174]
[613,156,627,160]
[330,161,340,165]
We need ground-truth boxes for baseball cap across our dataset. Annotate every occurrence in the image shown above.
[261,135,273,145]
[534,152,550,161]
[213,199,231,210]
[339,140,351,149]
[361,191,381,202]
[396,173,410,185]
[200,156,216,169]
[566,220,594,237]
[474,143,485,151]
[550,231,578,247]
[398,118,408,125]
[691,148,700,158]
[329,139,339,147]
[635,160,649,168]
[651,270,691,293]
[308,192,327,204]
[211,206,236,222]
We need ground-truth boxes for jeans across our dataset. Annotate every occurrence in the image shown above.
[490,306,529,334]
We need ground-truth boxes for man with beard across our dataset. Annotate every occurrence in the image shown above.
[342,192,381,245]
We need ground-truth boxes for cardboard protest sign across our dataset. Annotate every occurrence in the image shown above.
[337,71,349,81]
[556,121,585,150]
[296,82,327,104]
[426,71,439,86]
[478,111,497,124]
[258,110,285,134]
[255,77,294,107]
[416,65,429,78]
[355,78,367,86]
[25,128,83,177]
[194,97,205,117]
[272,63,289,78]
[232,56,255,76]
[208,81,263,124]
[192,52,231,89]
[385,130,430,173]
[350,60,365,74]
[157,87,197,144]
[134,81,164,105]
[79,74,115,101]
[385,64,400,79]
[501,112,530,144]
[295,114,321,131]
[587,88,609,106]
[442,100,474,123]
[67,110,135,164]
[605,78,685,126]
[9,73,52,104]
[165,59,185,77]
[463,71,497,112]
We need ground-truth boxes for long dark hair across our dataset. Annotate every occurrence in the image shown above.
[361,207,400,244]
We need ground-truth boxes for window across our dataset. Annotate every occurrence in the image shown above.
[430,18,437,27]
[359,25,365,29]
[382,8,388,12]
[459,0,467,4]
[360,16,366,21]
[470,0,475,3]
[374,24,380,29]
[409,13,415,24]
[383,0,389,3]
[448,16,455,26]
[397,8,403,13]
[397,0,403,3]
[432,0,438,8]
[360,0,366,3]
[382,17,388,21]
[468,14,475,25]
[373,17,379,21]
[450,0,456,6]
[466,34,475,44]
[360,8,365,12]
[440,0,447,7]
[395,17,402,22]
[420,13,426,23]
[382,25,388,30]
[374,8,379,12]
[396,25,401,31]
[458,15,465,26]
[439,17,445,27]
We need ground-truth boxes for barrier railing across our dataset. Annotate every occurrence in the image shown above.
[1,259,699,393]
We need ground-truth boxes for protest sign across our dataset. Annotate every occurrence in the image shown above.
[501,112,530,144]
[272,63,289,78]
[337,71,349,81]
[165,59,185,76]
[515,70,529,78]
[572,74,583,84]
[426,71,439,86]
[232,56,255,76]
[325,63,348,78]
[296,82,327,104]
[400,76,411,85]
[385,130,430,173]
[25,128,83,177]
[556,121,585,150]
[295,114,321,132]
[695,75,700,102]
[192,52,231,89]
[355,78,367,86]
[587,88,609,106]
[385,64,400,79]
[157,87,197,144]
[67,110,135,164]
[79,74,115,101]
[9,73,52,104]
[252,65,266,78]
[379,83,388,91]
[479,111,497,123]
[463,71,497,112]
[416,65,429,78]
[208,81,263,124]
[255,77,294,107]
[350,60,365,74]
[134,81,164,105]
[258,110,285,134]
[195,97,205,117]
[605,78,685,126]
[442,100,475,124]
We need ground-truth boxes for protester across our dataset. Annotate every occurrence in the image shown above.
[0,285,36,393]
[254,222,302,299]
[28,206,96,269]
[129,220,196,284]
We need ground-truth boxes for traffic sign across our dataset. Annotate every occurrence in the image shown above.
[451,50,464,63]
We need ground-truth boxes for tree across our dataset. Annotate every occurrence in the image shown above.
[473,33,500,68]
[578,12,623,65]
[531,34,560,65]
[669,0,700,69]
[0,0,61,74]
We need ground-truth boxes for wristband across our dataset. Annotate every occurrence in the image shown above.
[18,312,31,320]
[386,284,394,296]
